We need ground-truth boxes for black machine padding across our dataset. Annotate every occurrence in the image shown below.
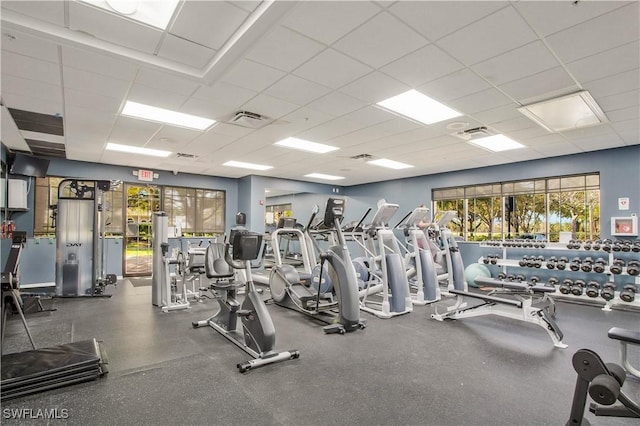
[205,243,234,279]
[449,289,523,308]
[608,327,640,345]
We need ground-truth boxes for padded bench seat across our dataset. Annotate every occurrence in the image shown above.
[608,327,640,345]
[449,289,522,308]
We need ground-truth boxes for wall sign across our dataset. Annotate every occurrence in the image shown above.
[618,197,629,210]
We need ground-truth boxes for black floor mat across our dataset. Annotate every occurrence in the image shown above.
[129,277,152,287]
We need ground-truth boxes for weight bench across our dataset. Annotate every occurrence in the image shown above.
[432,280,566,348]
[608,327,640,379]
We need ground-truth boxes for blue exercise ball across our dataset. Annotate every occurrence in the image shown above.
[464,263,491,288]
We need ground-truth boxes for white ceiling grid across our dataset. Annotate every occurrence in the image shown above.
[0,0,637,185]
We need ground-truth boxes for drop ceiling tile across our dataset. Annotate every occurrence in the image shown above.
[507,125,551,140]
[565,41,639,84]
[63,66,130,99]
[1,93,63,116]
[179,98,233,121]
[545,2,639,63]
[448,88,513,115]
[293,49,373,90]
[169,0,249,50]
[187,132,238,153]
[108,116,162,145]
[1,30,59,64]
[135,68,199,96]
[281,1,381,45]
[221,59,287,92]
[61,46,138,81]
[332,12,428,69]
[380,44,464,87]
[306,92,367,117]
[192,82,257,107]
[597,89,639,113]
[472,41,560,86]
[490,117,539,134]
[341,106,395,127]
[418,68,491,102]
[230,1,261,13]
[207,122,255,138]
[246,26,326,72]
[605,105,640,123]
[64,88,121,113]
[338,72,409,104]
[127,84,190,111]
[263,75,332,106]
[149,126,202,147]
[297,117,367,142]
[389,1,506,41]
[157,34,217,69]
[1,51,60,85]
[612,118,640,144]
[1,1,65,26]
[436,6,538,65]
[241,94,300,119]
[1,74,62,104]
[280,107,337,133]
[498,67,578,103]
[583,69,640,99]
[68,1,164,54]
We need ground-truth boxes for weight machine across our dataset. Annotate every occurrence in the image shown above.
[54,179,117,297]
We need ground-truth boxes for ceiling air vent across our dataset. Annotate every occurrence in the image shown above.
[452,126,494,141]
[350,153,375,160]
[226,110,274,129]
[176,152,198,159]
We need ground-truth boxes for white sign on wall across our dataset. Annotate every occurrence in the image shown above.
[618,197,630,210]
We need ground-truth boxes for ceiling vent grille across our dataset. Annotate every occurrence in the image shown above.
[452,126,494,141]
[176,152,198,159]
[350,153,375,160]
[225,110,274,129]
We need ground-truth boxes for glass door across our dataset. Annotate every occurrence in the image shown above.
[124,184,161,276]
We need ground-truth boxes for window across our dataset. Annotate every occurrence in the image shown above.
[162,186,225,236]
[433,173,600,242]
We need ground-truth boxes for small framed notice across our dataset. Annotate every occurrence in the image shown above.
[611,216,638,236]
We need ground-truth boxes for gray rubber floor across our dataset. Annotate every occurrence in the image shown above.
[2,280,639,426]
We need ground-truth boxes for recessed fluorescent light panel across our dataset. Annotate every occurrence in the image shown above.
[223,161,273,171]
[468,134,524,152]
[105,143,171,157]
[122,101,215,131]
[367,158,414,170]
[517,91,607,132]
[274,137,339,154]
[305,173,345,181]
[80,0,180,29]
[377,89,462,125]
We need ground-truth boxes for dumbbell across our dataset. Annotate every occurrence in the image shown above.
[519,256,529,267]
[602,239,613,252]
[609,259,625,275]
[530,275,540,284]
[581,257,594,272]
[621,241,631,252]
[534,255,544,268]
[548,277,559,287]
[569,257,582,272]
[632,240,640,252]
[571,279,586,296]
[583,240,592,250]
[546,256,557,269]
[592,240,602,251]
[515,274,526,282]
[482,255,491,264]
[497,272,507,280]
[593,258,607,273]
[601,283,616,301]
[567,239,577,249]
[506,274,516,281]
[619,284,637,302]
[557,256,568,270]
[585,281,601,298]
[612,240,622,252]
[559,279,573,294]
[490,254,499,265]
[627,260,639,276]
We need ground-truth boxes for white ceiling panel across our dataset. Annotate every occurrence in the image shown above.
[436,6,538,65]
[498,67,578,104]
[514,1,630,37]
[565,41,640,84]
[134,68,199,96]
[332,12,428,69]
[297,117,368,142]
[305,92,367,117]
[293,49,373,90]
[64,88,121,113]
[220,59,286,92]
[597,89,640,113]
[380,44,464,87]
[583,69,640,99]
[179,97,234,121]
[448,88,513,115]
[245,25,326,72]
[1,30,59,64]
[544,2,639,63]
[63,66,130,99]
[338,72,409,104]
[279,107,337,134]
[389,1,505,42]
[471,41,560,86]
[126,83,190,111]
[108,116,163,146]
[68,1,164,54]
[1,1,65,26]
[263,74,332,106]
[191,82,257,107]
[606,105,640,123]
[169,0,249,50]
[1,74,62,104]
[419,68,491,102]
[2,92,63,116]
[240,93,300,119]
[2,50,60,85]
[469,104,524,125]
[61,46,138,81]
[340,106,395,127]
[281,1,381,45]
[186,132,238,152]
[149,126,202,148]
[157,34,217,69]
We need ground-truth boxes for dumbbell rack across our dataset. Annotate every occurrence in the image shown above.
[478,241,640,312]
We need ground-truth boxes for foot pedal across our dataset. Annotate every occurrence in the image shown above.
[237,309,253,317]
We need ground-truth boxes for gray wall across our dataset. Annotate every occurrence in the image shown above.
[345,146,640,238]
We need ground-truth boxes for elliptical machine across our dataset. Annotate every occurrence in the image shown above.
[192,213,300,373]
[269,198,366,334]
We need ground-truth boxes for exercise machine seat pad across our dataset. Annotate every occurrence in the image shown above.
[205,243,234,279]
[608,327,640,345]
